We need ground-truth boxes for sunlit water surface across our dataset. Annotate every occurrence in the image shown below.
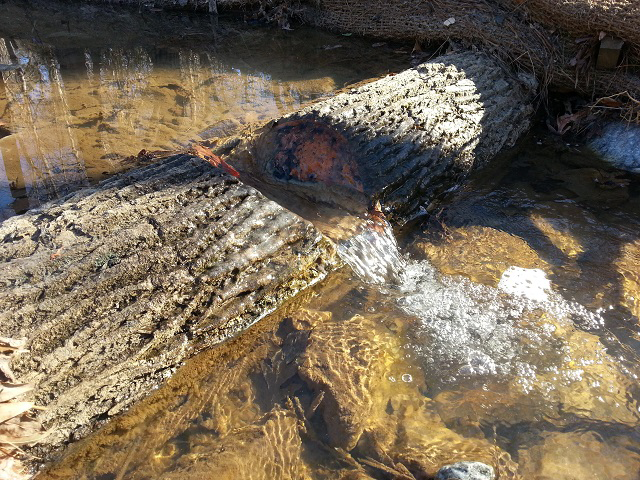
[5,2,640,479]
[0,0,407,219]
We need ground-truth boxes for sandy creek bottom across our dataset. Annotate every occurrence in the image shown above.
[2,3,639,478]
[38,132,640,479]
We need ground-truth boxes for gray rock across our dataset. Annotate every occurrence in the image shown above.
[436,461,495,480]
[589,121,640,173]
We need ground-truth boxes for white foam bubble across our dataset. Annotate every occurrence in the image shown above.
[497,266,551,302]
[589,121,640,173]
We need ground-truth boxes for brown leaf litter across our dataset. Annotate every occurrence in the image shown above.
[0,338,46,480]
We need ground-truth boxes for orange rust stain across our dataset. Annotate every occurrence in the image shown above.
[272,119,363,192]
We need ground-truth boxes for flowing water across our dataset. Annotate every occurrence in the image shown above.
[39,131,640,479]
[3,2,640,479]
[336,218,406,285]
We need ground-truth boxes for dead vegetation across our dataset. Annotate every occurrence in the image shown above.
[0,338,46,480]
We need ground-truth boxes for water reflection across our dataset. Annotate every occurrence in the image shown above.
[0,38,87,217]
[0,5,407,220]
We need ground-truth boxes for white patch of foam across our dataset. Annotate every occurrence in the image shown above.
[498,266,551,302]
[395,260,606,389]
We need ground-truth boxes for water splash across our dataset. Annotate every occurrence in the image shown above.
[392,260,631,391]
[336,220,633,406]
[336,219,406,284]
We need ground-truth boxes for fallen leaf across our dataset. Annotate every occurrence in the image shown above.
[0,417,41,438]
[0,405,46,450]
[0,403,33,425]
[0,455,28,480]
[49,246,64,261]
[548,110,587,135]
[191,144,240,178]
[555,113,575,134]
[0,431,47,445]
[0,384,32,403]
[597,97,624,108]
[0,340,43,478]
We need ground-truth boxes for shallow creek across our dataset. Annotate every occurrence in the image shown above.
[40,132,640,479]
[0,0,407,219]
[2,3,640,480]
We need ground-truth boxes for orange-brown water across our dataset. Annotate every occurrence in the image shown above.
[3,2,640,479]
[38,131,640,479]
[0,1,407,219]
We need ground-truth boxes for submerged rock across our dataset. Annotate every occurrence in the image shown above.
[551,167,630,208]
[163,407,308,480]
[412,226,548,287]
[368,395,519,479]
[615,239,640,321]
[297,314,394,451]
[518,431,640,480]
[436,461,495,480]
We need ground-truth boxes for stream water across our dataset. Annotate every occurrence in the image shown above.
[3,2,640,479]
[0,0,407,220]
